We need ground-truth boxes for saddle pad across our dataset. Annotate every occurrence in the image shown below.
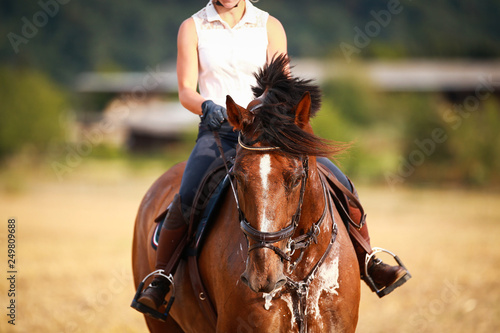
[151,173,232,251]
[151,219,164,250]
[191,174,231,253]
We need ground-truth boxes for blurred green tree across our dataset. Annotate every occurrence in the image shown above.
[0,67,67,160]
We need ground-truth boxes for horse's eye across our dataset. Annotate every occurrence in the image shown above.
[287,174,302,190]
[291,176,302,188]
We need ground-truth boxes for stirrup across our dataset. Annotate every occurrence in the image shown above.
[131,269,176,321]
[364,247,411,298]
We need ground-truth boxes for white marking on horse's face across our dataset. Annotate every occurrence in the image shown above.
[259,154,272,231]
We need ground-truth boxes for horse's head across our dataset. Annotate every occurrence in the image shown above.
[226,55,341,293]
[227,93,311,293]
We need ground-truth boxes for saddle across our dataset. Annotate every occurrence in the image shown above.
[151,162,231,250]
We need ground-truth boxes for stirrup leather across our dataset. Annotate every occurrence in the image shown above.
[131,270,176,321]
[363,247,411,298]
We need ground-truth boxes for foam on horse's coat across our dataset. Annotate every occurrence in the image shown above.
[263,292,274,310]
[309,248,341,323]
[281,294,296,327]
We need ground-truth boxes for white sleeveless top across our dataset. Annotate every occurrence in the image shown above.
[192,0,269,107]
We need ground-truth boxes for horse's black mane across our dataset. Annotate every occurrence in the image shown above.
[246,54,343,157]
[252,55,322,117]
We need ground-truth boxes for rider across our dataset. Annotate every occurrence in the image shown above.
[133,0,409,317]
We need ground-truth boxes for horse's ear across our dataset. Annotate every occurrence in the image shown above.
[294,92,311,129]
[226,95,250,131]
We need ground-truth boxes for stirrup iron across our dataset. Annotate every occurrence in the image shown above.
[364,247,411,298]
[131,269,176,321]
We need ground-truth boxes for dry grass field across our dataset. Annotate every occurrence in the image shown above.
[1,160,499,333]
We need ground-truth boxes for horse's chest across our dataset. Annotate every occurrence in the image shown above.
[267,255,341,331]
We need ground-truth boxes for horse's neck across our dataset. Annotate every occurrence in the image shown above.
[302,162,326,225]
[291,162,332,273]
[303,167,330,232]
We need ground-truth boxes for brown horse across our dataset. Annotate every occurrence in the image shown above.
[132,55,360,332]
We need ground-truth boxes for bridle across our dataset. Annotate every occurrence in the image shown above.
[235,133,329,271]
[239,149,308,265]
[214,131,338,333]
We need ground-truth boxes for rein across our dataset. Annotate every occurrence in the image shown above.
[214,131,339,332]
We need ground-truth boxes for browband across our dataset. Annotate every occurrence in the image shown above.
[238,133,280,151]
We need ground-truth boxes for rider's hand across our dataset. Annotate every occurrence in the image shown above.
[200,100,227,131]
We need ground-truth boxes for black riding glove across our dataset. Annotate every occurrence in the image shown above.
[200,100,227,131]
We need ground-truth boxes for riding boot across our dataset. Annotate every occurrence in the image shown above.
[348,188,411,297]
[136,194,188,312]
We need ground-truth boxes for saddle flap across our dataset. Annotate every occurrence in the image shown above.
[151,163,233,252]
[191,174,232,253]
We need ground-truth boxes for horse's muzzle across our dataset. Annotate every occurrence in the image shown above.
[240,259,287,294]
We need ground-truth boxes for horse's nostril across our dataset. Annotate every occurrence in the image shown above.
[240,273,249,286]
[276,277,287,289]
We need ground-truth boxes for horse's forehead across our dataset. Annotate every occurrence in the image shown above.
[236,152,272,172]
[236,152,300,176]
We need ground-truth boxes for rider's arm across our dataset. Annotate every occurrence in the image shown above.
[267,16,288,62]
[177,18,205,116]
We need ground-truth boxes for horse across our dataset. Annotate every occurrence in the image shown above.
[132,55,360,332]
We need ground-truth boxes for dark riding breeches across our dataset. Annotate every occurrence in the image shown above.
[177,121,238,224]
